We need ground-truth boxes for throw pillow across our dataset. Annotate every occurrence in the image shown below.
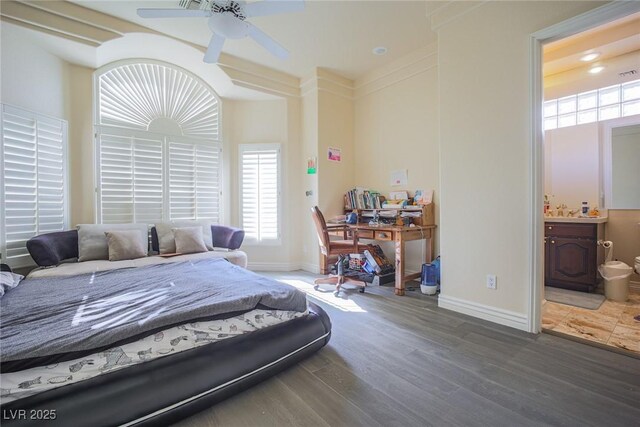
[105,230,147,261]
[173,227,208,254]
[171,220,214,250]
[77,224,149,262]
[155,223,177,254]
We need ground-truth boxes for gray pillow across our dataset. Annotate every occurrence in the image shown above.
[171,220,214,250]
[105,230,147,261]
[155,222,177,254]
[156,220,214,253]
[173,227,208,254]
[77,224,149,262]
[0,271,24,298]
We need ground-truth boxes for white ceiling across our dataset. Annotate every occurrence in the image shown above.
[69,0,435,80]
[543,12,640,76]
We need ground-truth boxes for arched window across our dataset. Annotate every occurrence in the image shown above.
[95,61,222,224]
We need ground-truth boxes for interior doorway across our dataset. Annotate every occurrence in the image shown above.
[531,3,640,356]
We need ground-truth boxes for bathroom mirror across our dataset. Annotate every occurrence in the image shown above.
[602,117,640,209]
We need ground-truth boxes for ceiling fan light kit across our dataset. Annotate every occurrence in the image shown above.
[137,0,305,63]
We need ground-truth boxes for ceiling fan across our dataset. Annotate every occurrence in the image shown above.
[137,0,304,63]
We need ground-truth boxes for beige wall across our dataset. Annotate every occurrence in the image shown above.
[68,65,95,226]
[0,26,70,119]
[606,210,640,283]
[544,122,601,210]
[353,46,440,272]
[224,98,303,269]
[300,88,320,270]
[437,1,604,327]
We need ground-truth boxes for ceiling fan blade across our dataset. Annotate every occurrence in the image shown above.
[244,0,305,18]
[247,23,289,59]
[137,8,212,18]
[203,34,226,63]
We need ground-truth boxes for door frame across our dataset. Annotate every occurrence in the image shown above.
[527,2,640,333]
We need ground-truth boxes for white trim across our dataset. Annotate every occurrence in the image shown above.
[247,262,301,272]
[600,115,640,209]
[438,295,529,332]
[528,1,640,334]
[527,33,544,334]
[122,331,331,427]
[630,281,640,292]
[300,262,320,274]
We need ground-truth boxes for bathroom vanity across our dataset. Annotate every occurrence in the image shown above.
[544,218,606,292]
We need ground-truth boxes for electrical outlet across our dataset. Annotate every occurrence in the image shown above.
[486,274,497,289]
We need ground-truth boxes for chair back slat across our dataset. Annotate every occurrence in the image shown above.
[311,206,331,256]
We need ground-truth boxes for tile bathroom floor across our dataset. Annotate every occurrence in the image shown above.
[542,288,640,356]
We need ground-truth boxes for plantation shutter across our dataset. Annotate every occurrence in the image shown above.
[95,62,222,225]
[168,140,221,222]
[1,104,67,267]
[97,133,164,224]
[240,144,280,242]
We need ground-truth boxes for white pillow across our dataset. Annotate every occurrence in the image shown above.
[0,271,24,298]
[77,224,149,262]
[173,227,208,254]
[156,220,214,254]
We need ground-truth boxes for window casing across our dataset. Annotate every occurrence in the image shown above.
[1,104,68,267]
[95,61,221,224]
[239,144,281,244]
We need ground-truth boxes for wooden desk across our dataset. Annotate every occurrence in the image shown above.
[330,224,436,296]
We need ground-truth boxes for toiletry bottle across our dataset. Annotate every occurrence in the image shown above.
[581,201,589,217]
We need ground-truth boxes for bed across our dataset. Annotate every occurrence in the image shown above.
[0,228,331,426]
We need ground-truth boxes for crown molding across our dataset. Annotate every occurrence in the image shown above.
[301,68,354,100]
[1,0,123,45]
[1,0,301,99]
[427,0,490,32]
[354,44,438,99]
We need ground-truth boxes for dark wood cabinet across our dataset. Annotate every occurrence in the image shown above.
[544,222,604,292]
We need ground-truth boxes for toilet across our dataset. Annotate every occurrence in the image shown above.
[600,261,633,302]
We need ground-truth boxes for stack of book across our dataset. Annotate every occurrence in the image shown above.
[344,187,385,210]
[363,245,395,274]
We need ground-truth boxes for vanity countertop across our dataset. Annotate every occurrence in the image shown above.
[544,216,608,224]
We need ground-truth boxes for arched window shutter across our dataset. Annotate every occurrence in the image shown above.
[95,61,221,224]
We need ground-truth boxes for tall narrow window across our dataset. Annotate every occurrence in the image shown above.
[1,104,68,267]
[95,61,221,224]
[239,144,281,243]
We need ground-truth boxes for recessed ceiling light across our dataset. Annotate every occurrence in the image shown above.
[580,52,600,62]
[372,47,387,55]
[589,65,604,74]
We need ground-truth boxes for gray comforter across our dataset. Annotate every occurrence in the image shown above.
[0,259,306,362]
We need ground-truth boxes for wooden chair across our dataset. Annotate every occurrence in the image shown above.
[311,206,372,294]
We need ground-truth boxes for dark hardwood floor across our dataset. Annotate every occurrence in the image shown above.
[176,271,640,427]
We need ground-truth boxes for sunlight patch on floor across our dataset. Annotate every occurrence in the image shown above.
[279,279,367,313]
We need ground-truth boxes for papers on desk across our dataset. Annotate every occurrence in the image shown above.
[400,211,421,218]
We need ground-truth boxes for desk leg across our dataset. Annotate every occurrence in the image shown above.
[394,235,405,296]
[426,231,434,263]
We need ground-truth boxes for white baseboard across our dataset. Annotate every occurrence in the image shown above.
[300,262,320,274]
[247,262,300,272]
[630,280,640,292]
[438,294,530,332]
